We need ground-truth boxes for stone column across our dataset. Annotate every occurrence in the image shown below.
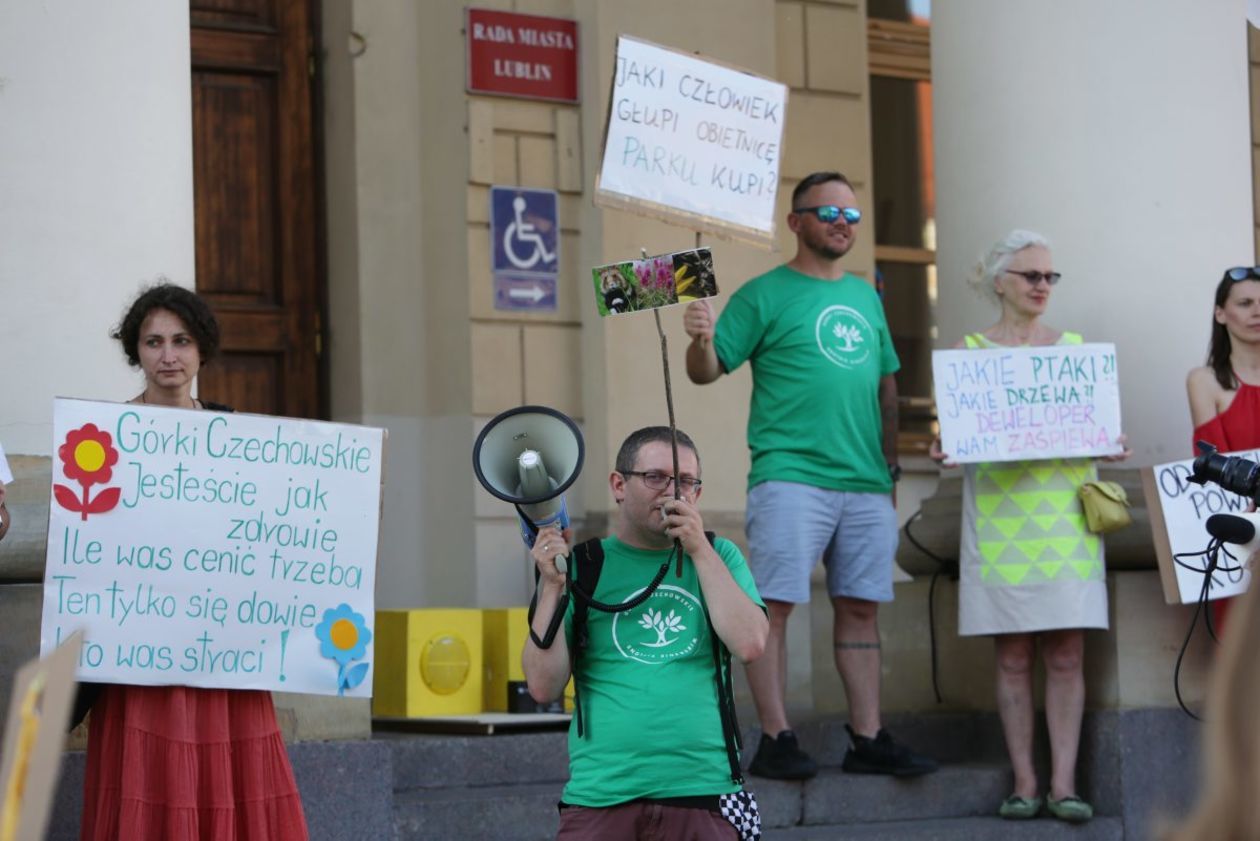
[932,0,1253,465]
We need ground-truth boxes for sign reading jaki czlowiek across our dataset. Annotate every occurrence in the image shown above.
[595,36,787,244]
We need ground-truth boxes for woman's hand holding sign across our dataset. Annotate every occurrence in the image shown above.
[928,438,958,469]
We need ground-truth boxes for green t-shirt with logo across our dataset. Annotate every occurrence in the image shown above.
[714,266,900,493]
[562,536,764,807]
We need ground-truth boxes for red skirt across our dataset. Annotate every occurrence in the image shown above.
[80,685,309,841]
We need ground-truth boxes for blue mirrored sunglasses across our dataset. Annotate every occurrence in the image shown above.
[793,204,861,225]
[1225,266,1260,282]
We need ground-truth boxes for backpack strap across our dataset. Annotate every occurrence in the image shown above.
[568,537,607,738]
[699,530,745,785]
[526,580,569,650]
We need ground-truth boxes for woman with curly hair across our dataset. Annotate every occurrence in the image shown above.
[79,282,309,841]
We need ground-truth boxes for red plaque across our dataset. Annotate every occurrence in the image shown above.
[466,8,580,104]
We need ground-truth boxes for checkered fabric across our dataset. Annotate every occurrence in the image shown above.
[717,790,761,841]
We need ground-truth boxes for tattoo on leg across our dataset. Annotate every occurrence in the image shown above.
[835,641,881,650]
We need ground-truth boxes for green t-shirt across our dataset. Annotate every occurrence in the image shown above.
[562,536,764,806]
[714,266,900,493]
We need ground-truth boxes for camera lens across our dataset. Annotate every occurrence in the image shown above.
[1190,444,1260,501]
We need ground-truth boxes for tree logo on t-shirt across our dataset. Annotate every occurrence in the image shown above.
[638,608,687,646]
[611,585,703,664]
[815,305,873,368]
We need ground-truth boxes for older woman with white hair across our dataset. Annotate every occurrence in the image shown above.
[931,230,1128,824]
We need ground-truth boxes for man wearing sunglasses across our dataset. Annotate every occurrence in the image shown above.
[683,171,936,781]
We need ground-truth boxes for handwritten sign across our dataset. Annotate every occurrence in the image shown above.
[38,399,385,697]
[592,247,718,316]
[595,36,787,244]
[933,344,1123,463]
[1142,453,1255,605]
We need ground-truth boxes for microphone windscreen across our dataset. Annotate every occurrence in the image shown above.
[1206,513,1257,545]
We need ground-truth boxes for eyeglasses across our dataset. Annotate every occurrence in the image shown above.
[1004,269,1062,286]
[1225,266,1260,282]
[792,205,861,225]
[621,470,702,493]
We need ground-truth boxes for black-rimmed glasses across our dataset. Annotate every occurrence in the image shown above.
[621,470,702,493]
[792,205,861,225]
[1005,269,1062,286]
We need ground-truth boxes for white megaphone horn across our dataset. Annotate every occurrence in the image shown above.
[472,406,584,575]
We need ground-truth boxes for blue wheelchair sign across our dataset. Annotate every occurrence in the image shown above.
[491,187,559,276]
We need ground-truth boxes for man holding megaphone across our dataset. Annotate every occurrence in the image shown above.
[523,427,768,840]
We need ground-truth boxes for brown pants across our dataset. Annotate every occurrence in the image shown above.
[557,802,738,841]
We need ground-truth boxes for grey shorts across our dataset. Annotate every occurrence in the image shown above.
[745,481,897,604]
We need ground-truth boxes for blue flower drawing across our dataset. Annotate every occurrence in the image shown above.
[314,603,373,696]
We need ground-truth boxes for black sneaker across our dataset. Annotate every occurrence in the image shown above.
[841,725,938,777]
[747,729,819,780]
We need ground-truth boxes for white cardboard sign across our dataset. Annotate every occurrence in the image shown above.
[1142,453,1255,605]
[39,398,384,697]
[595,35,787,243]
[933,343,1123,464]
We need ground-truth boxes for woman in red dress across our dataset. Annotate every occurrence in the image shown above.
[1185,266,1260,631]
[80,284,309,841]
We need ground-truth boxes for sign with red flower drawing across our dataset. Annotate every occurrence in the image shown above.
[39,398,385,697]
[54,424,122,519]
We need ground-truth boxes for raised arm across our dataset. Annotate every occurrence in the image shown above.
[520,525,573,702]
[684,300,724,385]
[662,498,767,662]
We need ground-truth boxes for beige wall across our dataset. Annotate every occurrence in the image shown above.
[321,0,881,635]
[933,0,1254,467]
[0,0,195,455]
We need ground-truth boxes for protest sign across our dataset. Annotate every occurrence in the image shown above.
[595,36,787,244]
[933,343,1123,464]
[1142,452,1256,605]
[39,399,385,697]
[0,633,80,841]
[592,247,718,316]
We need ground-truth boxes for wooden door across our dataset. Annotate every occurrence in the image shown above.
[190,0,324,418]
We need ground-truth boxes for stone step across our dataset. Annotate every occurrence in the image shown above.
[379,729,569,790]
[796,764,1012,825]
[744,763,1011,830]
[765,815,1124,840]
[779,712,1010,767]
[392,762,1019,839]
[378,711,1011,793]
[393,782,560,841]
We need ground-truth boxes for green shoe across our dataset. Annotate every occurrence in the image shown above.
[1046,795,1093,823]
[998,795,1043,820]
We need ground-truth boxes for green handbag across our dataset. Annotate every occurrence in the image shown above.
[1078,480,1132,534]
